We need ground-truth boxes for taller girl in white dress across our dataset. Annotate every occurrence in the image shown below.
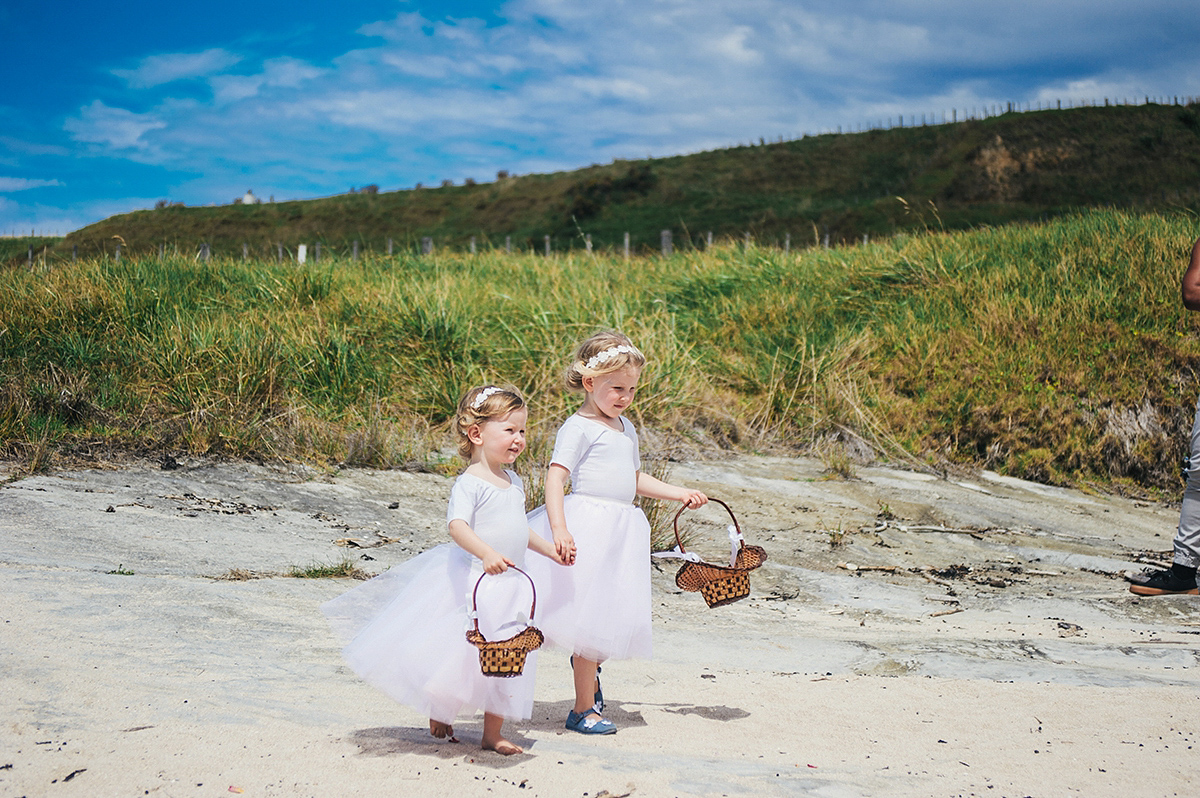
[322,385,565,755]
[527,330,708,735]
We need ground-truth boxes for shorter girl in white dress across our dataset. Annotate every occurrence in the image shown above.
[527,330,707,734]
[322,385,565,755]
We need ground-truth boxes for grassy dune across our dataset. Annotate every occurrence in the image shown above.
[45,103,1200,263]
[3,210,1200,496]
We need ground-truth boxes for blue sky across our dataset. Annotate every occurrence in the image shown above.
[4,1,1200,235]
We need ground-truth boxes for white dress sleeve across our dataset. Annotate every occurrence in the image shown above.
[446,476,480,527]
[550,417,590,474]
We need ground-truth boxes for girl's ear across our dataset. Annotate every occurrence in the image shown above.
[466,423,484,446]
[581,375,595,393]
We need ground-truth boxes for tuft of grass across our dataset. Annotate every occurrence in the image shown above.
[215,568,274,581]
[106,564,135,575]
[821,520,849,548]
[287,558,371,580]
[817,443,857,480]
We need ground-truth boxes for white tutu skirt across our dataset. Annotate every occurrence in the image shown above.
[526,494,653,662]
[321,543,539,724]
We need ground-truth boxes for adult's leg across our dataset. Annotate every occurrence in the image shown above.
[1131,396,1200,595]
[1175,394,1200,569]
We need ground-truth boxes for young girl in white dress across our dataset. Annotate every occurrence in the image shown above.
[527,330,708,735]
[322,385,565,755]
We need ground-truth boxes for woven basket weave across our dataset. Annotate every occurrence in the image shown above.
[673,498,767,608]
[464,566,544,677]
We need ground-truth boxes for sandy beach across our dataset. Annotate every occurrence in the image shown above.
[1,455,1196,797]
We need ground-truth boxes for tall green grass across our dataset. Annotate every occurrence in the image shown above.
[3,210,1199,494]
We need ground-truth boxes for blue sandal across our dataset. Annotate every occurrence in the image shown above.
[565,708,616,735]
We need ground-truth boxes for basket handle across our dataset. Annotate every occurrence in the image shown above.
[469,565,537,636]
[672,497,743,555]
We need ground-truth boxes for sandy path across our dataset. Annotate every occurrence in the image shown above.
[1,456,1196,797]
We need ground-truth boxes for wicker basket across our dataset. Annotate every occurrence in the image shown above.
[673,498,767,608]
[464,566,544,677]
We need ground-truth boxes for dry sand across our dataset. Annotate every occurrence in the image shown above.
[1,454,1197,797]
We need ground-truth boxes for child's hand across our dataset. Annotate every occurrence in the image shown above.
[552,529,577,565]
[681,490,708,509]
[482,553,515,575]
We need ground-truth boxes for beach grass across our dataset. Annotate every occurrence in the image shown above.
[3,209,1199,497]
[287,559,371,580]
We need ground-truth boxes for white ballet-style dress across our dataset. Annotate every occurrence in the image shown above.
[527,414,652,663]
[321,470,540,725]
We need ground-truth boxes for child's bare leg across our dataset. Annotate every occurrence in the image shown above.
[429,719,458,742]
[572,655,604,716]
[481,712,522,755]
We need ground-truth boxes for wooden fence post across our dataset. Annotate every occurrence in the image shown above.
[505,235,512,254]
[314,242,321,263]
[624,232,630,260]
[706,231,713,249]
[298,244,307,264]
[72,244,78,262]
[115,243,121,263]
[387,237,393,256]
[469,236,476,254]
[744,232,751,250]
[159,242,165,260]
[421,237,433,255]
[243,242,249,261]
[585,234,592,253]
[544,235,551,255]
[28,244,33,266]
[784,233,790,254]
[277,242,283,263]
[352,240,359,261]
[661,229,673,256]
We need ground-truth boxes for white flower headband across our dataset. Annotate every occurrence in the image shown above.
[584,345,638,370]
[470,386,502,409]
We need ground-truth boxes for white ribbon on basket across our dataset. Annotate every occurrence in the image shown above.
[465,571,532,633]
[726,524,743,567]
[652,524,743,567]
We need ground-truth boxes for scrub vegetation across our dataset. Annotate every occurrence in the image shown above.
[3,209,1199,498]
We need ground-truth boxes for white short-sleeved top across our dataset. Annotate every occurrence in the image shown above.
[550,414,641,503]
[446,470,529,568]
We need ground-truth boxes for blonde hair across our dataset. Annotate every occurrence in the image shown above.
[564,330,646,392]
[453,385,525,459]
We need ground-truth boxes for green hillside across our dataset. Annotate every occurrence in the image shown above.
[44,102,1200,262]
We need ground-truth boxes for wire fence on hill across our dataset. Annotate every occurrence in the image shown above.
[10,94,1200,265]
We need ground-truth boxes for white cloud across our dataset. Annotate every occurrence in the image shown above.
[0,136,71,157]
[0,177,63,192]
[209,57,325,104]
[64,101,166,153]
[113,48,243,88]
[39,0,1200,219]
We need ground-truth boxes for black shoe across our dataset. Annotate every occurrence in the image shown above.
[1128,567,1198,596]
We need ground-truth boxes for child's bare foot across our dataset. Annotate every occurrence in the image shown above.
[429,720,458,742]
[482,735,523,755]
